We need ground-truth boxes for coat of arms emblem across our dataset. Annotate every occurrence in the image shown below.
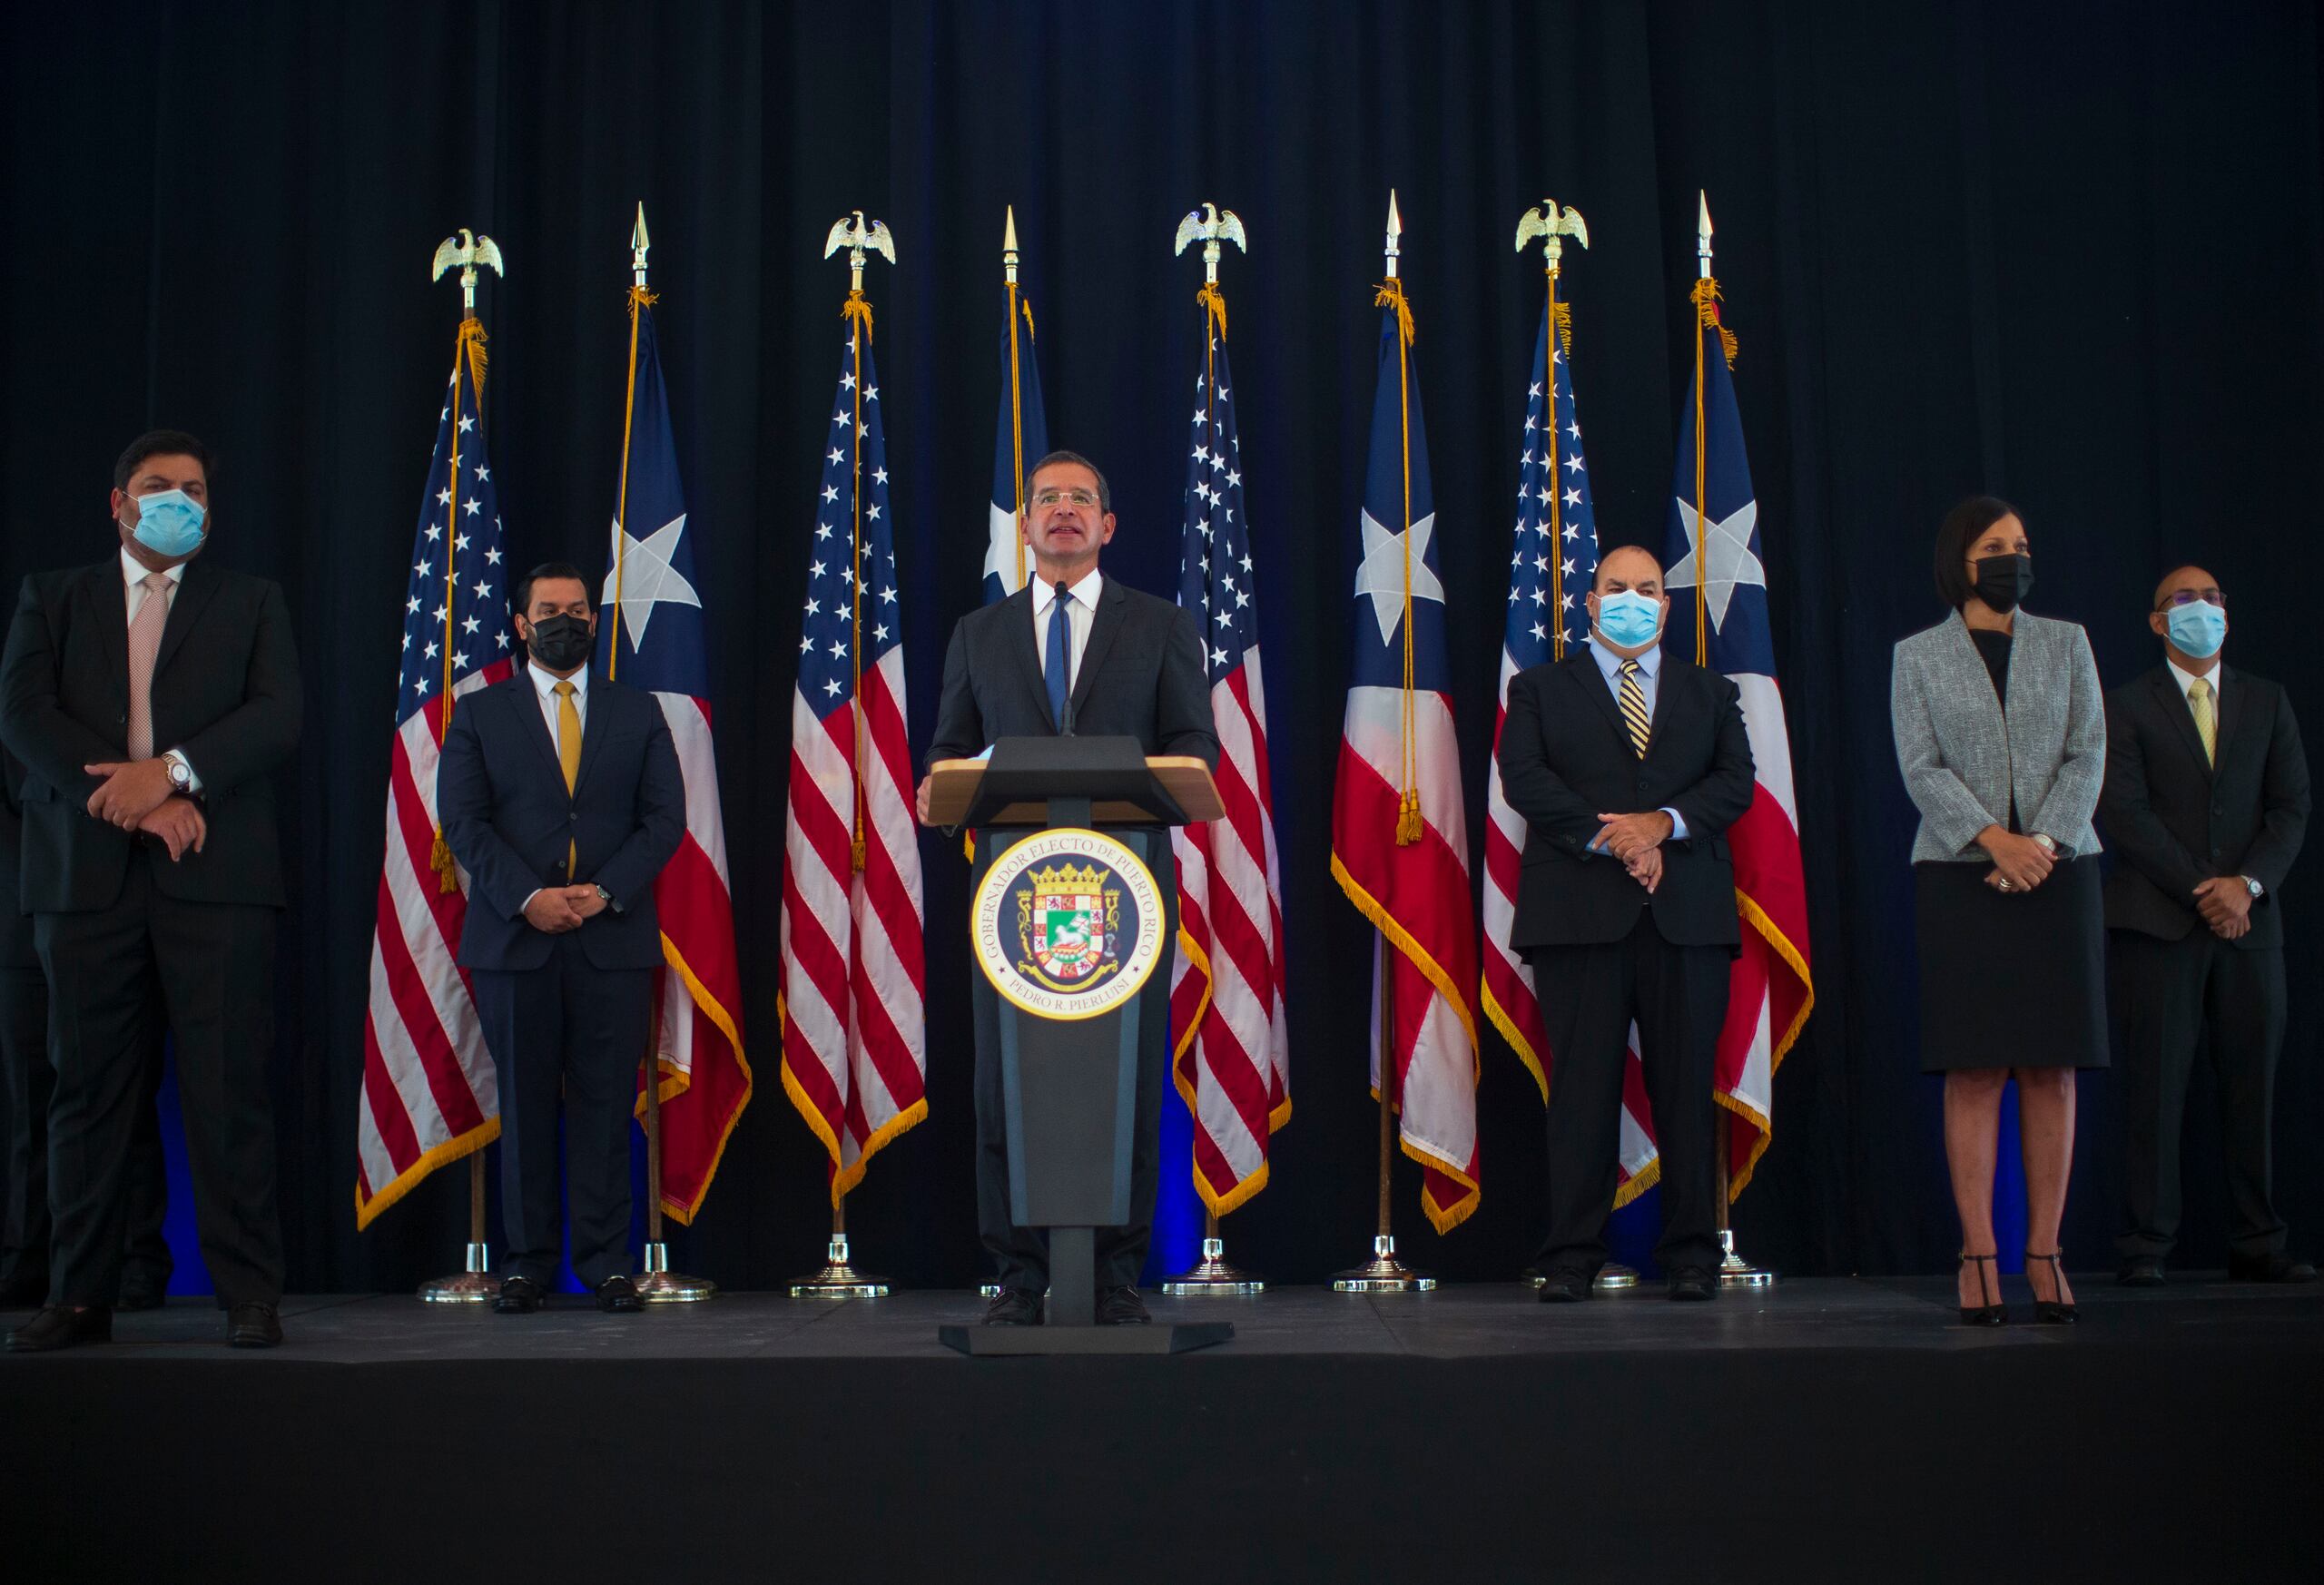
[1018,862,1121,989]
[971,828,1166,1021]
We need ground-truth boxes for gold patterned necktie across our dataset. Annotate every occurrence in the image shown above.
[2188,676,2216,766]
[1617,658,1651,758]
[125,571,171,761]
[555,680,581,873]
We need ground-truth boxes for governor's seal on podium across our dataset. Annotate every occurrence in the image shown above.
[972,828,1165,1020]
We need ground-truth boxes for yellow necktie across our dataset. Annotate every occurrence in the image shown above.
[2188,677,2216,766]
[556,681,580,872]
[1617,659,1651,758]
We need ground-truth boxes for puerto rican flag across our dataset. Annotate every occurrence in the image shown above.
[981,268,1049,604]
[596,297,753,1221]
[1480,296,1660,1206]
[1329,285,1480,1234]
[1659,281,1813,1197]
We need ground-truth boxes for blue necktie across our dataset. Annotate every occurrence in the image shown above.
[1045,582,1071,728]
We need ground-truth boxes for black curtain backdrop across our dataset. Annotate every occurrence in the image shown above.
[4,0,2319,1292]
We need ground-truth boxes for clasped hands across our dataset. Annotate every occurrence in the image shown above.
[2191,876,2253,941]
[84,759,203,861]
[523,885,610,934]
[1592,810,1673,895]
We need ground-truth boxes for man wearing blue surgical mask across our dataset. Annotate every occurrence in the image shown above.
[0,428,302,1351]
[1496,545,1756,1304]
[2100,565,2313,1286]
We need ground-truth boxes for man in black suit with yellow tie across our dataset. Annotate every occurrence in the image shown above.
[438,562,683,1315]
[2101,564,2313,1285]
[918,451,1217,1326]
[0,429,301,1352]
[1495,546,1755,1303]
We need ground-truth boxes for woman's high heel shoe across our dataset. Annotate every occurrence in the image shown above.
[1957,1252,2006,1326]
[2025,1250,2080,1324]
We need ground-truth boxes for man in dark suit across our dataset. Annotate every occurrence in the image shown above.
[2100,564,2313,1285]
[918,450,1217,1326]
[0,748,173,1311]
[438,562,683,1315]
[1496,546,1755,1303]
[0,429,300,1351]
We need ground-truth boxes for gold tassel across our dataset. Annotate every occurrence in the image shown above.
[1691,277,1739,368]
[458,317,490,393]
[851,830,867,872]
[429,827,458,894]
[1373,280,1416,346]
[842,289,875,341]
[1021,298,1037,341]
[1196,281,1228,341]
[627,283,661,313]
[1552,299,1574,359]
[1394,788,1423,845]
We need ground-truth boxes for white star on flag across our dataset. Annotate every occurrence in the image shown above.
[1664,497,1766,634]
[602,514,704,652]
[1352,509,1444,645]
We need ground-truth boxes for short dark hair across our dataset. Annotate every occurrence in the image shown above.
[1029,449,1110,516]
[1933,496,2022,609]
[516,561,591,615]
[113,429,213,493]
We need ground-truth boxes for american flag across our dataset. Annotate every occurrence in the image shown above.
[1480,298,1660,1206]
[1659,276,1813,1198]
[778,308,928,1196]
[1168,310,1290,1216]
[1330,283,1481,1234]
[356,322,513,1227]
[596,294,753,1221]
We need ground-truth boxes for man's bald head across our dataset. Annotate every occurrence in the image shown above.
[2152,564,2219,610]
[1594,545,1664,595]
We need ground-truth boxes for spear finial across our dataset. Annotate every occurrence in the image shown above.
[1697,190,1714,279]
[1384,189,1403,279]
[631,202,650,289]
[1003,204,1019,286]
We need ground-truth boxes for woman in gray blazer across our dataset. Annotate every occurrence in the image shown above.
[1891,497,2107,1326]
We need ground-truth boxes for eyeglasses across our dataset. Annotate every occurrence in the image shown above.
[1031,488,1100,508]
[2156,588,2226,611]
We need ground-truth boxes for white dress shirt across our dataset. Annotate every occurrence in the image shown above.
[121,547,201,790]
[2167,655,2222,714]
[527,658,591,739]
[1584,636,1689,842]
[1030,567,1102,694]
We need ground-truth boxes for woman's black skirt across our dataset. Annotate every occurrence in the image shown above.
[1913,856,2108,1073]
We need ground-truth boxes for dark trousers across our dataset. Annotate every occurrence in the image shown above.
[0,964,172,1294]
[1527,913,1728,1275]
[2111,929,2288,1261]
[34,862,281,1308]
[472,933,652,1288]
[970,827,1174,1292]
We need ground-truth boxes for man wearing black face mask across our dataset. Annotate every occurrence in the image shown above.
[438,562,684,1315]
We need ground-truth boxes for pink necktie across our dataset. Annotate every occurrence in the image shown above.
[125,572,170,761]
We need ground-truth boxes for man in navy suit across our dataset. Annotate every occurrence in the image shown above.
[438,562,683,1314]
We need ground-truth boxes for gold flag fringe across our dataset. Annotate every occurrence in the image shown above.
[1196,280,1227,342]
[1691,277,1738,367]
[842,289,875,341]
[1373,279,1415,345]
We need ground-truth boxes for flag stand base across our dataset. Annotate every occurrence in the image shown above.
[419,1243,498,1304]
[788,1233,888,1298]
[1162,1236,1265,1295]
[1717,1229,1777,1289]
[1331,1235,1435,1294]
[1521,1263,1640,1294]
[634,1241,716,1304]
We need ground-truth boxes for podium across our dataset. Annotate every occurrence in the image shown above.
[927,737,1235,1357]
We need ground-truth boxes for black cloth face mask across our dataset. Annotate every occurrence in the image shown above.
[1971,553,2034,614]
[524,614,594,671]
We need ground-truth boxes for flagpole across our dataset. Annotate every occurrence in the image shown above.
[1334,194,1434,1295]
[418,227,506,1304]
[1162,201,1263,1298]
[793,211,898,1301]
[1005,206,1029,593]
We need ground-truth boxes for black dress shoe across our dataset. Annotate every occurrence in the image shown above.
[2227,1252,2319,1285]
[596,1275,644,1314]
[2116,1255,2166,1287]
[983,1286,1043,1326]
[1667,1265,1717,1302]
[115,1278,167,1312]
[228,1303,283,1348]
[1096,1285,1151,1324]
[493,1275,546,1314]
[6,1304,112,1352]
[1536,1269,1592,1304]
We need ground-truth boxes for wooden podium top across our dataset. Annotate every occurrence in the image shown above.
[922,753,1222,826]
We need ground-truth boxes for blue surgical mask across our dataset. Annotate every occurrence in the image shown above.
[2164,600,2225,660]
[123,488,207,558]
[1594,589,1664,650]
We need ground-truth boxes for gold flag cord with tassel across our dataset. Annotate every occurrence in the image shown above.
[1008,282,1029,590]
[843,290,873,872]
[1545,264,1567,664]
[1374,279,1423,846]
[606,284,660,678]
[430,316,491,893]
[1688,276,1737,667]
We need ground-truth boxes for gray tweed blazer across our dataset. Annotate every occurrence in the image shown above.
[1890,608,2106,863]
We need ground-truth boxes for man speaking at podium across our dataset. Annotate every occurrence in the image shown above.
[919,451,1216,1325]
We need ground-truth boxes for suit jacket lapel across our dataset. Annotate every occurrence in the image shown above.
[1002,586,1053,729]
[153,557,221,679]
[1069,579,1130,717]
[81,563,129,709]
[1566,652,1632,753]
[2151,667,2212,779]
[572,676,616,799]
[503,674,566,790]
[2210,665,2243,770]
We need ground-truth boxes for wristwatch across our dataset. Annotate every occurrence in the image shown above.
[164,753,192,793]
[2030,833,2057,856]
[2243,876,2264,900]
[594,883,617,912]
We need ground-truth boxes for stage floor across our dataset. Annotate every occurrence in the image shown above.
[7,1276,2318,1582]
